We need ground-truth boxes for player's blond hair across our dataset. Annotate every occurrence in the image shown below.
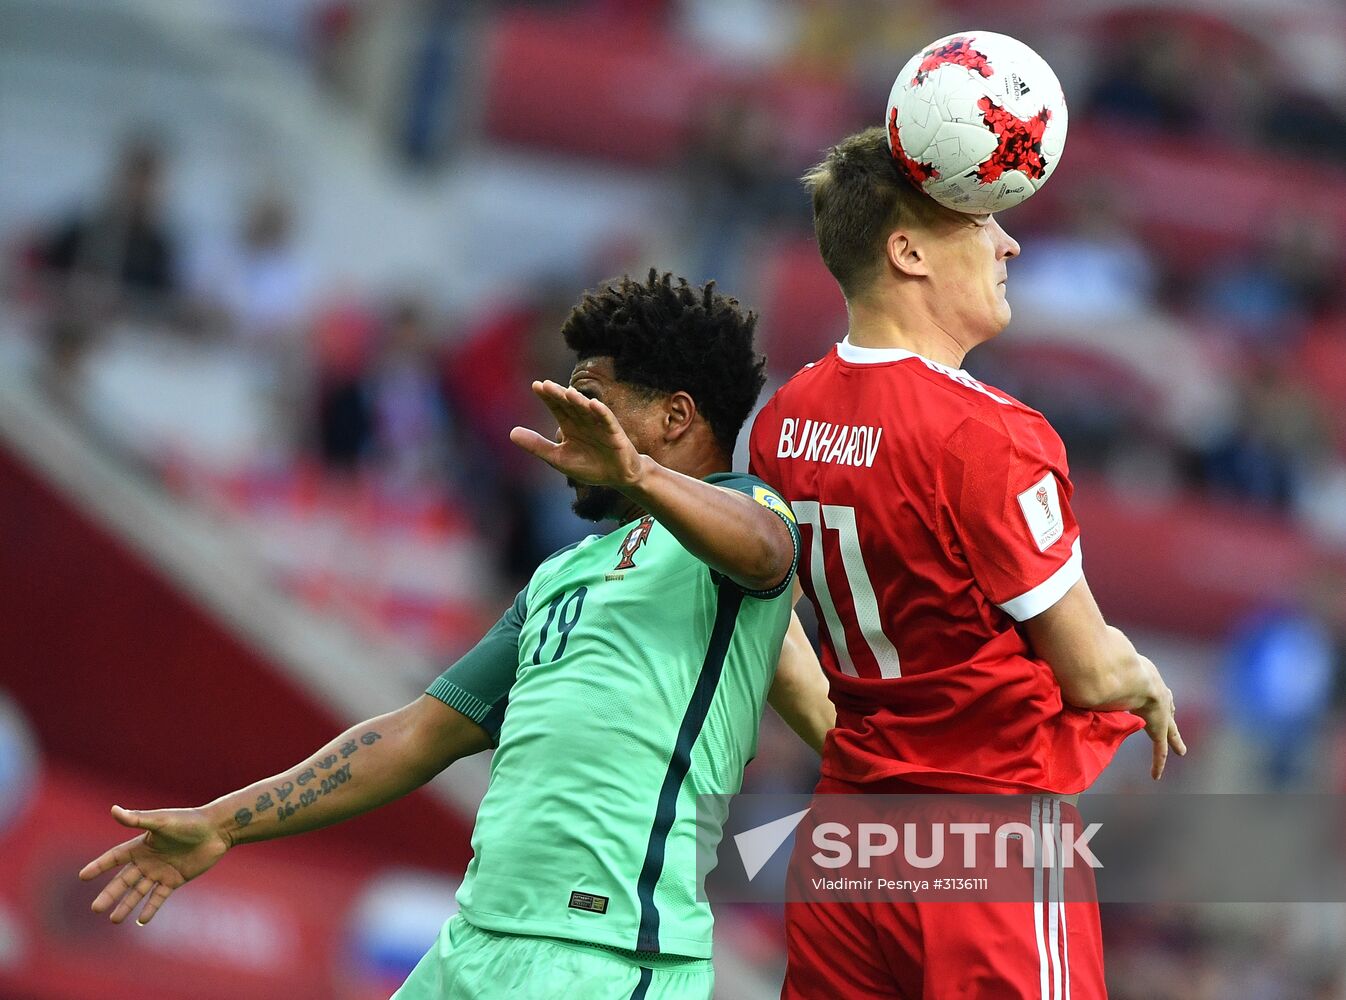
[803,127,961,298]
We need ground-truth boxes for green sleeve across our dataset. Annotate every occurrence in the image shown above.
[426,588,526,741]
[704,472,801,600]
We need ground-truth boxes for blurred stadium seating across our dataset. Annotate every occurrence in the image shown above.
[2,0,1345,997]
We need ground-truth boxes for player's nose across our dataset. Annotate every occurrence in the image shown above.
[992,217,1020,259]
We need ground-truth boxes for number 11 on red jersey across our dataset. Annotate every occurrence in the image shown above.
[793,501,901,679]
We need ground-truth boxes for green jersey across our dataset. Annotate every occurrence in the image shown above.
[426,473,799,959]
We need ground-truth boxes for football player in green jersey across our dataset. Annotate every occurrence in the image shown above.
[80,271,833,999]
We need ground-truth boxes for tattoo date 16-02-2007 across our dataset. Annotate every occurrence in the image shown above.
[231,730,382,829]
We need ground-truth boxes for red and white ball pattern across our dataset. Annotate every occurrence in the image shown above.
[886,31,1068,214]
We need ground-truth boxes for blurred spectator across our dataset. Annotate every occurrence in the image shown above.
[1194,43,1275,150]
[1200,363,1329,510]
[1296,457,1346,549]
[442,283,585,582]
[38,136,179,314]
[311,298,378,471]
[1085,14,1346,167]
[312,1,359,91]
[1225,603,1335,788]
[37,309,98,414]
[1191,215,1342,350]
[397,0,462,166]
[442,284,573,479]
[0,694,40,838]
[1085,30,1209,131]
[1257,86,1346,161]
[190,192,315,345]
[368,299,452,490]
[1007,185,1157,321]
[1293,315,1346,545]
[789,0,931,95]
[684,95,799,289]
[1296,315,1346,448]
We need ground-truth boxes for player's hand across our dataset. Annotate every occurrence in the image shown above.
[78,805,231,925]
[510,380,644,488]
[1133,670,1185,781]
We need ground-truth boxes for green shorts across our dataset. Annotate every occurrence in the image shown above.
[392,914,714,1000]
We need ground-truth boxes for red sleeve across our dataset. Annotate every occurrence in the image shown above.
[747,397,779,486]
[936,409,1082,621]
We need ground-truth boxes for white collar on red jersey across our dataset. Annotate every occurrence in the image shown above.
[837,336,953,370]
[836,336,1012,405]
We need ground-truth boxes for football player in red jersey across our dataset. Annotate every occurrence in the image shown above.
[749,128,1184,998]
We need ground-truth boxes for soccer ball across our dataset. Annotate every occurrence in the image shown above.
[885,31,1068,215]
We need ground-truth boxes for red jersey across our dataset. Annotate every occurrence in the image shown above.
[749,339,1142,794]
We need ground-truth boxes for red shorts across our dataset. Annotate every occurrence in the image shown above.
[782,776,1105,1000]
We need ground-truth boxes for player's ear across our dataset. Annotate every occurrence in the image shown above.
[887,229,929,278]
[663,390,697,443]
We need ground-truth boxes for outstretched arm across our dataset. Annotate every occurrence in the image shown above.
[78,695,489,925]
[82,585,524,926]
[211,694,487,845]
[510,380,796,593]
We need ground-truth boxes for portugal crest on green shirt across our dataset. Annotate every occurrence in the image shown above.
[610,515,655,576]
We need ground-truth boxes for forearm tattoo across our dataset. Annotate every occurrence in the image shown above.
[270,730,380,825]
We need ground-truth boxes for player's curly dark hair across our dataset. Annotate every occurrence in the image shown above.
[561,269,766,456]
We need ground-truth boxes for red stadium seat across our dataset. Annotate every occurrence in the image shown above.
[480,9,859,169]
[480,10,718,167]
